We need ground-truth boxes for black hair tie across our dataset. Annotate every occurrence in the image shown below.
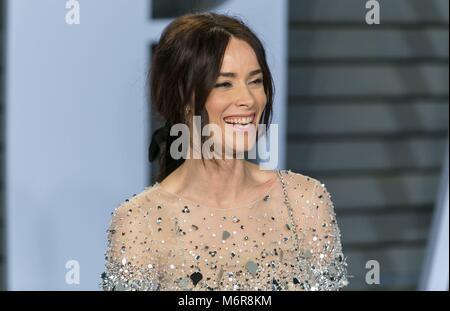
[148,121,171,162]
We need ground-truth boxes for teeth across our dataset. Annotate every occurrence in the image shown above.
[224,115,254,125]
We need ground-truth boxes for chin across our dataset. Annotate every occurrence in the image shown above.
[224,140,256,156]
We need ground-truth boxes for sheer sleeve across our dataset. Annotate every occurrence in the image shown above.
[304,179,350,291]
[99,196,161,291]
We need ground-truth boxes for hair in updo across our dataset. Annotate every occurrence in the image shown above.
[148,12,274,182]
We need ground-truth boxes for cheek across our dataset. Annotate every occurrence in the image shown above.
[205,95,229,124]
[258,92,267,107]
[256,92,268,114]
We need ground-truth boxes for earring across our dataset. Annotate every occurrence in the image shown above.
[185,106,191,116]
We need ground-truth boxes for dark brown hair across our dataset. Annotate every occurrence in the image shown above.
[148,12,274,182]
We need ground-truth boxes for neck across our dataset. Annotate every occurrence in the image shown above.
[168,159,263,208]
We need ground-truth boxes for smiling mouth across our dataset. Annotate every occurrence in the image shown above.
[223,113,255,126]
[222,114,257,132]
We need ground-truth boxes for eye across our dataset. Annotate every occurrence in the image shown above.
[214,82,232,88]
[250,78,263,85]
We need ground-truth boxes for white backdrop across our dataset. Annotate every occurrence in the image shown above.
[6,0,287,290]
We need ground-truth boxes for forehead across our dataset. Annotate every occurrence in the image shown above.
[220,37,260,71]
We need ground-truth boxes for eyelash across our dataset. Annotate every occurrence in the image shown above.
[214,78,263,88]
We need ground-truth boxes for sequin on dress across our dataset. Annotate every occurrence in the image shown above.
[100,170,350,291]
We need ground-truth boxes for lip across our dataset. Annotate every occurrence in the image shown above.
[223,113,257,133]
[223,112,256,118]
[222,113,257,124]
[227,123,256,132]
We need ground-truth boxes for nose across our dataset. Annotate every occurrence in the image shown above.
[235,83,256,108]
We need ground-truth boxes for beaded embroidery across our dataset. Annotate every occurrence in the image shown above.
[100,170,349,291]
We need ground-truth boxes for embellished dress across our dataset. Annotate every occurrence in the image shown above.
[100,170,349,291]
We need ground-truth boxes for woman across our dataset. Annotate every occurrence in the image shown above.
[100,12,349,291]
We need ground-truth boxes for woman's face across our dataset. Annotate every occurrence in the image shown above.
[204,37,267,157]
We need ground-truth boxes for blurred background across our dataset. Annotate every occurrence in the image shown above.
[0,0,448,290]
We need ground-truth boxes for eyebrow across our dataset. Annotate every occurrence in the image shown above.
[218,69,262,78]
